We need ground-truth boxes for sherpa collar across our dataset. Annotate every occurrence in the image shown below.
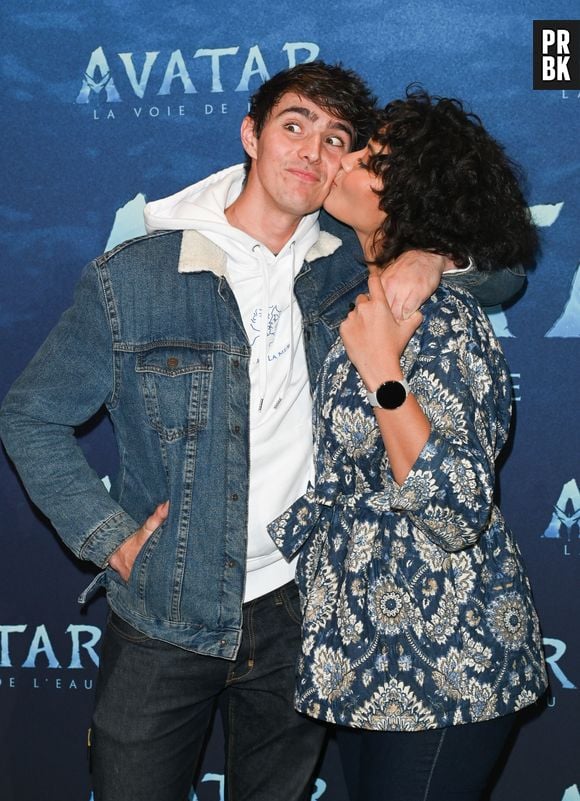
[177,229,343,275]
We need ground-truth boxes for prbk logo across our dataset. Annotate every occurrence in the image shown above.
[533,20,580,89]
[75,42,320,120]
[542,478,580,556]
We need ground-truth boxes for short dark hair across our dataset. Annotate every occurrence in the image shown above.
[367,88,538,271]
[245,61,378,169]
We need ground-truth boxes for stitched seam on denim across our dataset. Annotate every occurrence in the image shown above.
[114,340,251,356]
[94,229,176,265]
[108,615,149,643]
[226,602,255,684]
[281,585,301,625]
[296,264,367,324]
[171,435,197,621]
[79,509,131,560]
[423,727,447,801]
[96,262,121,408]
[227,697,235,801]
[131,525,165,615]
[317,269,368,314]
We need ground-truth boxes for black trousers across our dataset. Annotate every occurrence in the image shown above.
[91,582,327,801]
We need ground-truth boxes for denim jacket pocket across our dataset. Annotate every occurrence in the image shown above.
[125,522,166,608]
[136,346,213,441]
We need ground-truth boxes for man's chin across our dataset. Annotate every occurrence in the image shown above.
[287,200,324,218]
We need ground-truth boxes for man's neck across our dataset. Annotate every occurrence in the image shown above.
[225,192,303,255]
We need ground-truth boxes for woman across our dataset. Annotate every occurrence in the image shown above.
[268,90,548,801]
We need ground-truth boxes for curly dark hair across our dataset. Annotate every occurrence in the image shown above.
[246,61,378,171]
[367,88,538,271]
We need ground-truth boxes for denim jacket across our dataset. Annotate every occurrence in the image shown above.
[0,213,524,658]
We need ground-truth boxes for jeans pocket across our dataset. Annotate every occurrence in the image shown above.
[108,612,150,643]
[280,581,302,625]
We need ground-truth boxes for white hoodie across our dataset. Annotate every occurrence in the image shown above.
[144,165,322,602]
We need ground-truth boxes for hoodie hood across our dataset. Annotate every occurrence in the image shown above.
[144,163,322,268]
[144,162,342,266]
[144,164,245,235]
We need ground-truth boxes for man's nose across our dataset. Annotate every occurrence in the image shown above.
[298,134,322,162]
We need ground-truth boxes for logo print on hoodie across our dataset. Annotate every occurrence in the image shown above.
[250,305,290,361]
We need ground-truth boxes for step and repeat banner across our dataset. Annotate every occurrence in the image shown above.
[1,2,578,800]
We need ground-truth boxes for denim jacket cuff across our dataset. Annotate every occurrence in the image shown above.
[442,256,476,275]
[79,509,140,568]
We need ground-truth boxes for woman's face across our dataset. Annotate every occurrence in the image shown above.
[323,142,386,252]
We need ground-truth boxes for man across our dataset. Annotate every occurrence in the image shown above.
[0,62,523,801]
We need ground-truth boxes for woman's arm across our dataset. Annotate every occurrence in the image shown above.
[339,273,430,485]
[340,274,512,551]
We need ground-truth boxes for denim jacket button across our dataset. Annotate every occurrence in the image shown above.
[232,493,239,501]
[166,357,179,368]
[227,559,235,568]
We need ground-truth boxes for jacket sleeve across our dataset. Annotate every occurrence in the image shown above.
[319,210,527,309]
[0,261,140,567]
[444,263,526,308]
[386,294,512,551]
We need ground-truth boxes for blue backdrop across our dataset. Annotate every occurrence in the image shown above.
[1,2,578,800]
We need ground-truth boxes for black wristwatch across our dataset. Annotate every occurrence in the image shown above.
[366,378,410,410]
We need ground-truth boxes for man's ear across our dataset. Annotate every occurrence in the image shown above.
[240,115,258,160]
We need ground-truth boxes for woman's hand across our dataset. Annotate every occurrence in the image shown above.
[341,274,430,485]
[339,273,422,390]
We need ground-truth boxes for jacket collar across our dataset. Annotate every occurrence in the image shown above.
[178,229,342,275]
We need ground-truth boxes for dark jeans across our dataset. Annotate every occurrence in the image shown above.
[337,713,517,801]
[91,582,326,801]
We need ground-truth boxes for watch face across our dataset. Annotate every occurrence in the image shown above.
[375,380,407,409]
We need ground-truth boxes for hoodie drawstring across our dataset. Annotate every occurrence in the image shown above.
[252,243,270,412]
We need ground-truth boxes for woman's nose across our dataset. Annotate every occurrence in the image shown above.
[341,147,364,172]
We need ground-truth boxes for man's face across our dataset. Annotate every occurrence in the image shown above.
[241,92,354,222]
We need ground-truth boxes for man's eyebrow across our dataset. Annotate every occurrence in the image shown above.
[274,106,354,139]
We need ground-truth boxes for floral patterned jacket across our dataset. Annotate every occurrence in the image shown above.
[269,284,547,731]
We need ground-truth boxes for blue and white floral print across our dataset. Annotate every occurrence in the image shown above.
[269,284,547,731]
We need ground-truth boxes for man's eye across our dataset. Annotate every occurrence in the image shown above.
[284,122,301,133]
[326,135,347,147]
